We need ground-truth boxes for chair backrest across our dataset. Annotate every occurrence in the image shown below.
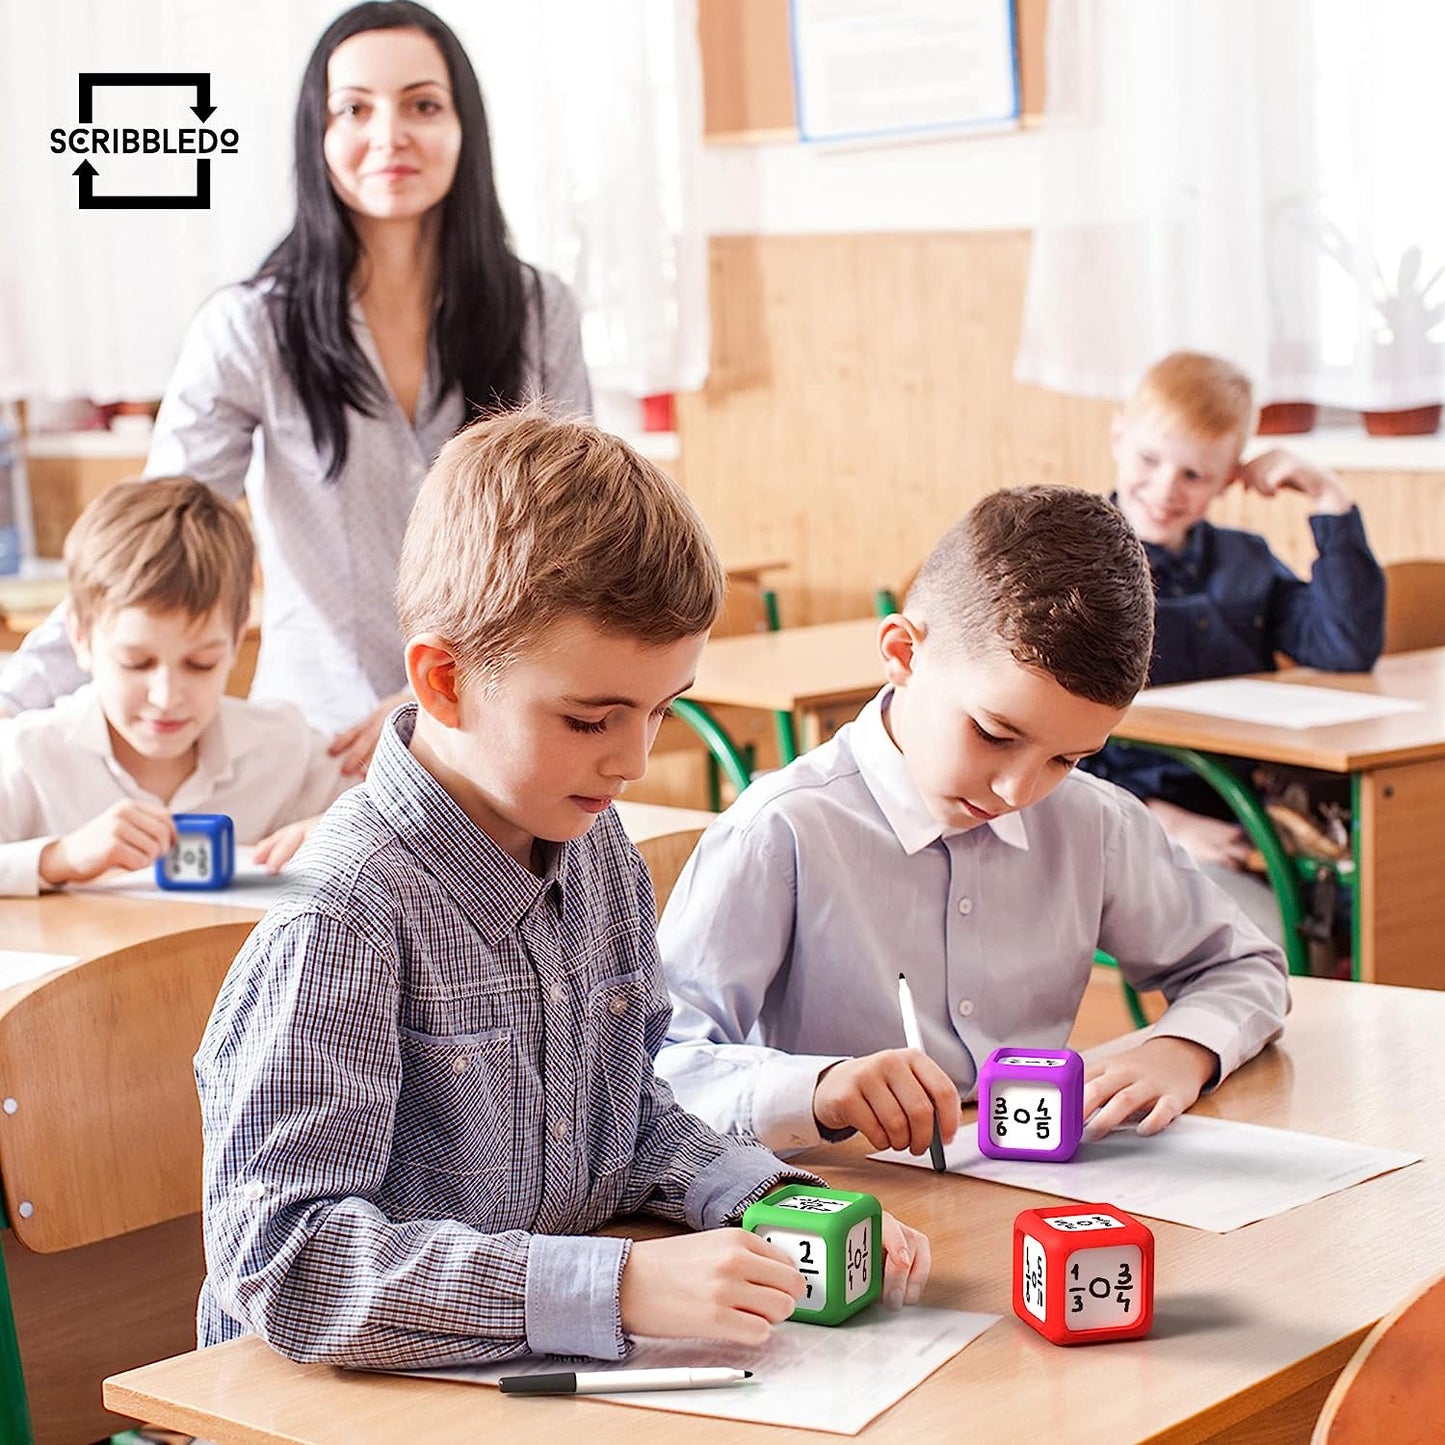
[1311,1271,1445,1443]
[0,920,253,1254]
[1383,560,1445,654]
[634,828,707,917]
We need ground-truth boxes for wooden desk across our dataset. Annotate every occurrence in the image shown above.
[104,976,1445,1445]
[688,617,881,751]
[1116,649,1445,989]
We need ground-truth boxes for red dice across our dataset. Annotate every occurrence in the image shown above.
[1013,1203,1154,1345]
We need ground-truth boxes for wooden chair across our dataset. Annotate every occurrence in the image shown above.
[0,920,254,1445]
[1311,1271,1445,1443]
[1382,560,1445,654]
[634,827,708,916]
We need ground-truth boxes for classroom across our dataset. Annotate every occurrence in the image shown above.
[1,2,1442,1443]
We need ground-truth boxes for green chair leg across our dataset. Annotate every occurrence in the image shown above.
[1093,949,1150,1031]
[873,587,899,618]
[672,698,754,804]
[758,588,800,764]
[0,1205,36,1445]
[1115,740,1311,977]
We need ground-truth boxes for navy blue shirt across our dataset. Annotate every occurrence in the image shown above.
[1084,507,1384,815]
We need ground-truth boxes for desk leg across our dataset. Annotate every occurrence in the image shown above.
[1356,756,1445,989]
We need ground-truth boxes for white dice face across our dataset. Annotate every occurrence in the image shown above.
[1043,1212,1125,1233]
[997,1055,1067,1068]
[775,1194,848,1214]
[1065,1245,1143,1331]
[843,1219,872,1302]
[988,1082,1062,1150]
[763,1228,828,1308]
[162,834,213,882]
[1022,1233,1048,1320]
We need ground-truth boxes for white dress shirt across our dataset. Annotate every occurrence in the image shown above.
[0,685,351,895]
[656,688,1290,1153]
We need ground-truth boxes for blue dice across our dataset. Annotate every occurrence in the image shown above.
[156,813,235,890]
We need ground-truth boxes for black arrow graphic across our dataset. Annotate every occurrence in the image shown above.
[78,72,214,123]
[74,158,212,210]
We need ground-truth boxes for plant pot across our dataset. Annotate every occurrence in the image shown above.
[1258,402,1318,435]
[1362,405,1442,437]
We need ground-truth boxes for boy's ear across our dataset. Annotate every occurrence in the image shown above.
[65,606,93,670]
[406,633,463,728]
[878,613,923,688]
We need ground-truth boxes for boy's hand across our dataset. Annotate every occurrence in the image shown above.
[1236,449,1352,515]
[39,798,176,885]
[813,1049,962,1154]
[619,1231,807,1344]
[881,1211,931,1310]
[329,688,411,777]
[1146,799,1252,868]
[253,816,318,874]
[1082,1036,1217,1140]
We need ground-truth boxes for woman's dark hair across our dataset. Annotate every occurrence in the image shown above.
[254,1,527,479]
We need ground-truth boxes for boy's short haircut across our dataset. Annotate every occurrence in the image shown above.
[906,485,1154,710]
[64,477,255,638]
[1125,351,1256,445]
[397,408,726,681]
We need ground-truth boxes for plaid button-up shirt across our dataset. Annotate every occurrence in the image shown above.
[197,705,810,1369]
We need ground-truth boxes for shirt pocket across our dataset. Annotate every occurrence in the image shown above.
[583,970,653,1182]
[389,1025,519,1219]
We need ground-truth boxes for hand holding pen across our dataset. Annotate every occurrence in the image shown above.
[811,992,961,1162]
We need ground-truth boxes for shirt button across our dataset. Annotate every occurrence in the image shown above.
[958,897,974,915]
[608,993,629,1015]
[957,999,975,1018]
[548,983,566,1004]
[550,1118,570,1141]
[451,1055,469,1075]
[241,1180,266,1202]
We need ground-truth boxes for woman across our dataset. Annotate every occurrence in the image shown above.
[0,2,590,769]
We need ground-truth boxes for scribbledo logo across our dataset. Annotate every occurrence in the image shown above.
[51,73,239,210]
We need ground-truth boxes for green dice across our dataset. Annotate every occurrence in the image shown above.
[741,1185,883,1325]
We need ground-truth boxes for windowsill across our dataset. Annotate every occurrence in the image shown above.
[1244,428,1445,474]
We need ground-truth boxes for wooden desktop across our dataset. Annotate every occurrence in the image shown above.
[103,975,1445,1445]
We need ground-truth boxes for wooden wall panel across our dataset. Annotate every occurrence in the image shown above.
[677,231,1445,625]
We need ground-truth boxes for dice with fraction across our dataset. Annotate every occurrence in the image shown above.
[155,813,235,890]
[741,1185,882,1325]
[1013,1203,1154,1345]
[977,1046,1085,1161]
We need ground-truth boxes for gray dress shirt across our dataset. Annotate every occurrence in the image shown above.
[0,267,591,733]
[656,689,1290,1153]
[196,705,811,1369]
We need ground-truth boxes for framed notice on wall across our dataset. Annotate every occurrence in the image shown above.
[789,0,1020,144]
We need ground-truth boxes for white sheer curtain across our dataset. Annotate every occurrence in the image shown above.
[1016,0,1445,410]
[0,0,707,402]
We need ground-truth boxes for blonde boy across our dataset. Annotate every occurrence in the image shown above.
[0,478,347,895]
[1086,352,1384,930]
[195,412,928,1371]
[657,486,1289,1158]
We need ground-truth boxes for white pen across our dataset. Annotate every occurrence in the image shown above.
[897,972,948,1172]
[500,1366,753,1395]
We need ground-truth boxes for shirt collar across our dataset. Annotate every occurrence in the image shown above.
[366,703,568,944]
[849,686,1029,855]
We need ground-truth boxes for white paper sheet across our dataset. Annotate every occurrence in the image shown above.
[874,1114,1419,1232]
[1129,678,1424,729]
[0,949,80,990]
[398,1306,997,1436]
[70,850,286,911]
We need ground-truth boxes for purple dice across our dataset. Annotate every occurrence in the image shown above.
[978,1047,1084,1162]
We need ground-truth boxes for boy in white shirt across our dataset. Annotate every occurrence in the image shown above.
[656,486,1290,1157]
[0,478,349,895]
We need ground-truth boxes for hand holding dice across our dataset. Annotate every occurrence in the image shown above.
[155,813,235,890]
[1014,1204,1154,1345]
